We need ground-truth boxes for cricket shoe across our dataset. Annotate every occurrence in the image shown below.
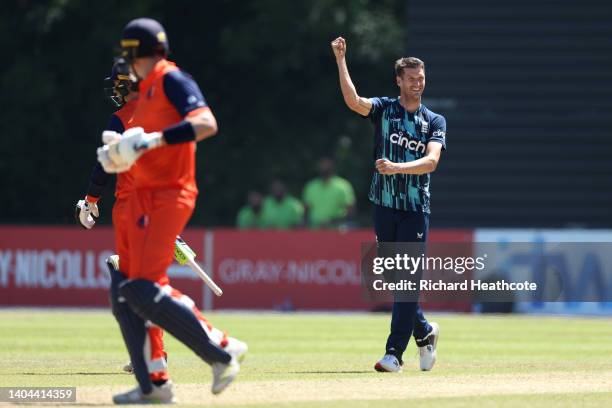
[418,322,439,371]
[211,339,247,395]
[112,380,176,404]
[211,358,240,395]
[224,337,248,363]
[374,354,403,373]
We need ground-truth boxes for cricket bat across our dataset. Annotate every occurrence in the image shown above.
[173,236,223,296]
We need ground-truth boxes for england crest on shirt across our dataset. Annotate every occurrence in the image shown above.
[421,120,429,134]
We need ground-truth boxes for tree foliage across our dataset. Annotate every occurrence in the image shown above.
[0,0,405,226]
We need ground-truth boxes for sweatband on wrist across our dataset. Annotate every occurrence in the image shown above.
[86,184,104,200]
[85,195,100,203]
[162,121,196,144]
[86,162,110,198]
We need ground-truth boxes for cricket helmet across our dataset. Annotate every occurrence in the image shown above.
[104,58,138,108]
[120,18,169,61]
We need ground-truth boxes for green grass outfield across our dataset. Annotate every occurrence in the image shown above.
[1,310,611,407]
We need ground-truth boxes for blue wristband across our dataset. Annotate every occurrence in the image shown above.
[163,120,196,144]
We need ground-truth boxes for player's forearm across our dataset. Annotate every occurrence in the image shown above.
[336,58,360,108]
[397,156,438,175]
[188,114,218,141]
[336,58,372,115]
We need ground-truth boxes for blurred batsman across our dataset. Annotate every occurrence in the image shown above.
[96,18,246,404]
[332,37,445,373]
[75,60,170,382]
[75,61,138,230]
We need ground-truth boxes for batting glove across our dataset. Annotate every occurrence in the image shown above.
[102,130,121,144]
[97,127,163,174]
[75,198,99,229]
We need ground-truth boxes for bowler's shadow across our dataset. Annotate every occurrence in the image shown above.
[19,371,117,376]
[288,370,372,374]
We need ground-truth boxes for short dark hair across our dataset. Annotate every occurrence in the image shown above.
[395,57,425,77]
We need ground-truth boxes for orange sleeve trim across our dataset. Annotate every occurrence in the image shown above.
[185,106,210,119]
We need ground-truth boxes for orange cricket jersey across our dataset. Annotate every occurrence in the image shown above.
[129,59,198,196]
[113,99,138,199]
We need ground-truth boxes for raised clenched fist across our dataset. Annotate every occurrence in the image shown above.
[331,37,346,60]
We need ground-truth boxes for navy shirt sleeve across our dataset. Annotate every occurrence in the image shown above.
[106,113,125,133]
[365,97,393,122]
[86,114,124,198]
[163,70,208,117]
[427,114,447,150]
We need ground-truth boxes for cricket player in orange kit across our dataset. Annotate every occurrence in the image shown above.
[74,62,169,383]
[96,18,247,404]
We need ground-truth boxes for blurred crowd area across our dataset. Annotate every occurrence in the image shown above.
[236,158,357,230]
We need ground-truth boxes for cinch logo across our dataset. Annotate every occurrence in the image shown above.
[389,132,426,154]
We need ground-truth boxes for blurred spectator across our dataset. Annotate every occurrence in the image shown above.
[236,191,265,229]
[261,180,304,229]
[303,157,356,229]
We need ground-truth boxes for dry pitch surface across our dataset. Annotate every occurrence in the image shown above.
[1,310,611,407]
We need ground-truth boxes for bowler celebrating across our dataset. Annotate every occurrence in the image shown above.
[331,37,446,373]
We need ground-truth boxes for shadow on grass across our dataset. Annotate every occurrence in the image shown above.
[18,372,118,376]
[288,370,372,374]
[11,404,110,407]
